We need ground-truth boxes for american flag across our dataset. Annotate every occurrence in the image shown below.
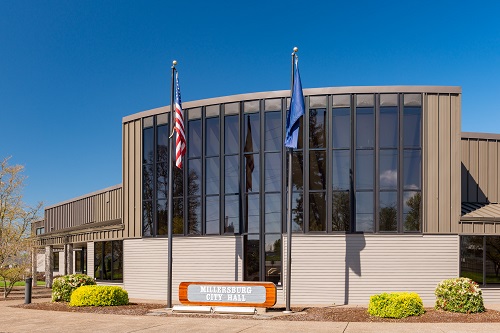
[174,72,186,168]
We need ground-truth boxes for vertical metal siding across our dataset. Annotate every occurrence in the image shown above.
[425,94,439,233]
[122,120,142,239]
[461,137,500,204]
[450,95,461,233]
[283,234,458,305]
[424,94,461,233]
[488,141,498,202]
[123,237,243,302]
[438,95,451,232]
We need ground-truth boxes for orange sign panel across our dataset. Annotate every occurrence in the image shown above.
[179,281,277,307]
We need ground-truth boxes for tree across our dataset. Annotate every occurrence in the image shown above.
[0,157,42,298]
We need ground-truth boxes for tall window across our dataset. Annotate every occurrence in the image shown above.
[308,97,327,232]
[332,96,351,232]
[205,105,221,234]
[355,96,375,232]
[461,235,500,285]
[142,114,171,237]
[187,108,202,235]
[53,252,60,272]
[94,241,123,281]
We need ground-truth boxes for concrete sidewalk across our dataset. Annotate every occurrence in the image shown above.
[1,298,499,333]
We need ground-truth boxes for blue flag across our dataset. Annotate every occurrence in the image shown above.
[284,57,305,149]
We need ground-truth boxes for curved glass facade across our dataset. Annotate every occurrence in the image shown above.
[141,91,422,283]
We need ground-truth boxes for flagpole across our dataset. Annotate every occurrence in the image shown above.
[167,60,177,309]
[285,46,298,314]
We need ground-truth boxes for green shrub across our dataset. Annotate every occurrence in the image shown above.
[368,292,425,318]
[69,285,129,307]
[52,274,96,302]
[435,277,485,313]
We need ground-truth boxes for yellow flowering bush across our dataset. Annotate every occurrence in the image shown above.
[52,274,96,302]
[69,285,129,307]
[368,292,425,318]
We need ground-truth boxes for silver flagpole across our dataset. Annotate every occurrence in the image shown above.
[285,47,298,314]
[167,60,177,309]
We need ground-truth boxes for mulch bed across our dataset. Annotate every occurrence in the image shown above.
[13,302,500,322]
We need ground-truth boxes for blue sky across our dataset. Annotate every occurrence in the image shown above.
[1,1,499,209]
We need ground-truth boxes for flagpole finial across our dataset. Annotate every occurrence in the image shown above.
[172,60,177,66]
[293,47,298,53]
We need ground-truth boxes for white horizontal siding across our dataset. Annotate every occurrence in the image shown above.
[87,242,94,279]
[482,288,500,304]
[283,234,459,306]
[123,237,243,302]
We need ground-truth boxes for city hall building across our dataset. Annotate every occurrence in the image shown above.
[32,86,500,305]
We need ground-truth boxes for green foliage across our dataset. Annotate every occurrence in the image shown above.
[51,274,96,302]
[69,285,129,307]
[368,292,425,319]
[435,277,485,313]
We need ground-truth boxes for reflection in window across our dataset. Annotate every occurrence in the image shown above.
[403,191,421,231]
[291,192,303,232]
[379,150,398,190]
[265,193,281,233]
[94,241,123,281]
[380,107,398,148]
[292,151,304,191]
[143,127,154,164]
[486,237,500,284]
[309,108,326,148]
[187,196,201,235]
[404,107,421,148]
[143,165,154,200]
[225,155,239,193]
[265,152,281,192]
[188,119,202,158]
[309,193,326,231]
[157,125,169,162]
[206,117,220,156]
[356,107,374,148]
[246,194,260,234]
[173,197,184,234]
[379,191,397,232]
[206,196,219,234]
[157,199,167,235]
[225,115,239,154]
[225,195,239,234]
[156,163,168,199]
[265,234,282,285]
[460,236,483,284]
[245,153,259,193]
[332,191,350,231]
[244,235,260,281]
[403,150,421,190]
[356,150,373,189]
[332,107,350,149]
[143,201,153,237]
[245,113,260,152]
[356,191,373,232]
[206,157,220,195]
[332,150,350,190]
[265,111,281,151]
[310,151,326,191]
[188,159,201,196]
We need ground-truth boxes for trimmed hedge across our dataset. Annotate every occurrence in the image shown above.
[368,292,425,319]
[69,285,129,307]
[52,274,96,302]
[435,277,484,313]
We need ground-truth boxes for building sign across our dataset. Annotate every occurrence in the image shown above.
[179,281,277,307]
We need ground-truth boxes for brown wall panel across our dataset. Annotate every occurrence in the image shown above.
[424,94,439,233]
[478,140,488,202]
[489,141,498,202]
[450,95,461,233]
[438,94,451,232]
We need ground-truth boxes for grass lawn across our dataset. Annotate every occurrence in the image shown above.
[0,279,46,287]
